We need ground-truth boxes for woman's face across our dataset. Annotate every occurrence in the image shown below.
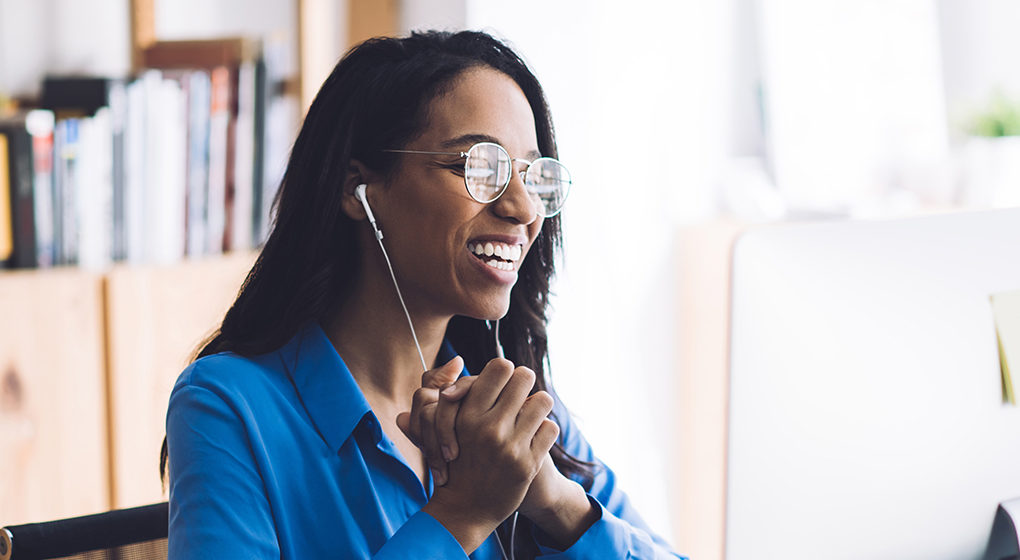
[367,66,545,321]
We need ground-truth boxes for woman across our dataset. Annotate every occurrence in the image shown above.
[164,30,684,559]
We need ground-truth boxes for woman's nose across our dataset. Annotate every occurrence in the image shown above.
[491,170,539,225]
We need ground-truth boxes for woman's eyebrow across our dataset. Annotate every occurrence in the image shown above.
[440,133,499,149]
[441,133,544,160]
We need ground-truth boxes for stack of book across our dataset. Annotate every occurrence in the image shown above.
[0,37,297,270]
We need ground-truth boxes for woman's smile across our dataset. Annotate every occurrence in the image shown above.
[466,237,527,279]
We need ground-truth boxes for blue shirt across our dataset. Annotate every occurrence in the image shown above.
[166,322,686,559]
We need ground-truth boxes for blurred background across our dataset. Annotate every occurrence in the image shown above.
[2,1,1020,559]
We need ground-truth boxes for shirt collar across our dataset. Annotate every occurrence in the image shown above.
[278,322,371,452]
[277,322,467,452]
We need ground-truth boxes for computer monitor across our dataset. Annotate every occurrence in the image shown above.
[726,208,1020,560]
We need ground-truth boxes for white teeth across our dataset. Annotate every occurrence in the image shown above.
[467,242,523,267]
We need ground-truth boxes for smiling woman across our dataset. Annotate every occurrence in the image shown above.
[162,30,685,559]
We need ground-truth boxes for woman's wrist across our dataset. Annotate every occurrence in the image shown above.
[422,495,500,554]
[525,478,600,549]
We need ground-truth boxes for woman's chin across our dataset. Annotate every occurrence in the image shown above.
[460,296,511,322]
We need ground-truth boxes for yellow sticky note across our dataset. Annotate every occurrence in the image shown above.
[991,290,1020,405]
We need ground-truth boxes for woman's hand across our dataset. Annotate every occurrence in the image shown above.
[420,358,559,553]
[395,355,465,485]
[398,357,595,549]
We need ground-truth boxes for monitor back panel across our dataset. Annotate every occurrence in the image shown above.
[726,209,1020,560]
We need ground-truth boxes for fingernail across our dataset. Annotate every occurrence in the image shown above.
[442,445,453,462]
[441,384,458,396]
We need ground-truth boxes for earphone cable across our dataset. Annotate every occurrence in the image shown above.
[371,227,429,372]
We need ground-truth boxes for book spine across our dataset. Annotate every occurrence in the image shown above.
[0,133,11,265]
[231,61,256,252]
[186,70,211,258]
[6,119,38,268]
[108,81,128,262]
[27,110,56,268]
[57,118,80,266]
[124,76,148,264]
[206,66,230,255]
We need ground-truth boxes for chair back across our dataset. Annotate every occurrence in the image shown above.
[0,502,168,560]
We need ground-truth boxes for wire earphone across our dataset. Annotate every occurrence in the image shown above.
[355,183,517,560]
[355,183,428,372]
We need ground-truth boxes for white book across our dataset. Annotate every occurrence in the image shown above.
[76,108,113,270]
[148,78,187,264]
[206,66,230,255]
[26,109,56,267]
[185,70,211,258]
[124,72,155,264]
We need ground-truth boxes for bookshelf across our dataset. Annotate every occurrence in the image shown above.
[0,0,399,524]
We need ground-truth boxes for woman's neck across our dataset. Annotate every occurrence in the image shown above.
[323,268,450,406]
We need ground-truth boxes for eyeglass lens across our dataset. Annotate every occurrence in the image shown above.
[464,142,571,217]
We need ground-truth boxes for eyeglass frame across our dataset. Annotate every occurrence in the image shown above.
[381,141,571,218]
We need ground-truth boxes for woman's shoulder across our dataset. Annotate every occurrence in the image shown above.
[171,350,288,406]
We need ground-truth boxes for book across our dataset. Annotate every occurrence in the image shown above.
[0,133,11,263]
[123,75,148,264]
[206,66,231,255]
[183,70,211,258]
[54,118,79,265]
[231,60,256,252]
[26,110,56,267]
[0,113,38,268]
[41,76,117,118]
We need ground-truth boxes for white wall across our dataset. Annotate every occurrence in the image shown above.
[457,0,748,545]
[937,0,1020,126]
[0,0,296,100]
[0,0,130,98]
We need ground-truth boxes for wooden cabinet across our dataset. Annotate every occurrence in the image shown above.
[0,253,255,523]
[0,269,108,524]
[105,252,256,508]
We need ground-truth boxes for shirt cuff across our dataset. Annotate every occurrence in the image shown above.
[372,510,469,560]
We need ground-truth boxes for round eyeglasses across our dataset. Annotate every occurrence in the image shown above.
[383,142,571,218]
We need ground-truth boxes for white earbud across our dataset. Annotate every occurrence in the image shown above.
[355,183,383,240]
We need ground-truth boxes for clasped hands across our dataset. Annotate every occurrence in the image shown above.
[395,355,594,550]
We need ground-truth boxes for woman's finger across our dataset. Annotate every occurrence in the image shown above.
[460,358,515,413]
[491,366,537,417]
[435,376,477,461]
[419,402,447,486]
[515,390,554,436]
[530,418,560,457]
[421,355,464,389]
[407,386,439,445]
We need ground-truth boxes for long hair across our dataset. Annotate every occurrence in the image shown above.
[162,30,594,553]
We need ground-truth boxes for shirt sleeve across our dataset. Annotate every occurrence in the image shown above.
[371,511,469,560]
[167,382,280,559]
[167,373,470,560]
[531,398,689,560]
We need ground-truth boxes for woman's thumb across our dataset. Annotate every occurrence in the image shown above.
[421,355,464,388]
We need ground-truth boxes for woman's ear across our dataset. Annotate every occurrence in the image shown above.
[341,159,376,221]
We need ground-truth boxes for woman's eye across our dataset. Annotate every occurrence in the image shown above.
[438,161,465,174]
